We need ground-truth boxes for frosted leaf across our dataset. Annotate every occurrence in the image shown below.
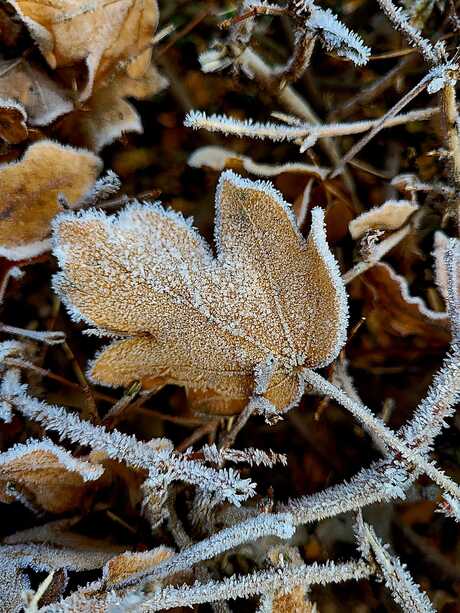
[0,97,27,144]
[0,140,101,261]
[349,200,419,240]
[53,170,348,415]
[59,86,142,152]
[306,8,371,66]
[0,58,73,126]
[7,0,159,101]
[362,263,450,331]
[188,145,330,180]
[0,438,104,513]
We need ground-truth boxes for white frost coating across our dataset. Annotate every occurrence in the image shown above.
[362,522,435,612]
[52,199,211,332]
[0,238,52,261]
[437,493,460,522]
[380,262,448,321]
[6,381,256,506]
[185,111,307,142]
[188,145,330,179]
[307,7,370,66]
[0,438,104,482]
[109,512,295,591]
[108,558,372,611]
[309,207,349,366]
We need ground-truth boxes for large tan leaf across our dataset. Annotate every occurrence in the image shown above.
[0,140,101,260]
[9,0,159,100]
[53,171,348,415]
[0,439,104,513]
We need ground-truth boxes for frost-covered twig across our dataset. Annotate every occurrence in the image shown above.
[358,519,435,612]
[303,368,460,500]
[185,106,438,152]
[108,512,295,591]
[2,374,256,506]
[107,558,372,611]
[376,0,445,64]
[284,341,460,524]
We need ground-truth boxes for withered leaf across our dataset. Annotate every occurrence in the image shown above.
[0,98,28,144]
[349,200,419,240]
[0,139,102,260]
[0,58,73,126]
[53,171,348,415]
[9,0,159,100]
[360,262,450,346]
[0,439,104,513]
[103,546,174,587]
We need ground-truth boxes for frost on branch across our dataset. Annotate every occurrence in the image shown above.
[53,170,348,415]
[306,7,370,66]
[0,140,102,261]
[358,519,435,612]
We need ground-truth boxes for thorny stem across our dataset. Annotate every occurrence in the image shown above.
[303,368,460,501]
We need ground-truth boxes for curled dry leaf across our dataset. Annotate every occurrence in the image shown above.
[0,439,103,513]
[0,58,73,126]
[53,171,348,415]
[8,0,159,101]
[58,64,168,152]
[0,98,28,144]
[349,200,419,240]
[360,262,450,348]
[0,140,102,260]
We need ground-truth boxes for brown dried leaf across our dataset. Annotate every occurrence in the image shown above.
[9,0,159,100]
[349,200,419,240]
[103,546,174,586]
[360,262,450,343]
[53,171,348,415]
[0,98,28,144]
[0,58,73,126]
[0,439,104,513]
[0,139,102,260]
[57,64,167,151]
